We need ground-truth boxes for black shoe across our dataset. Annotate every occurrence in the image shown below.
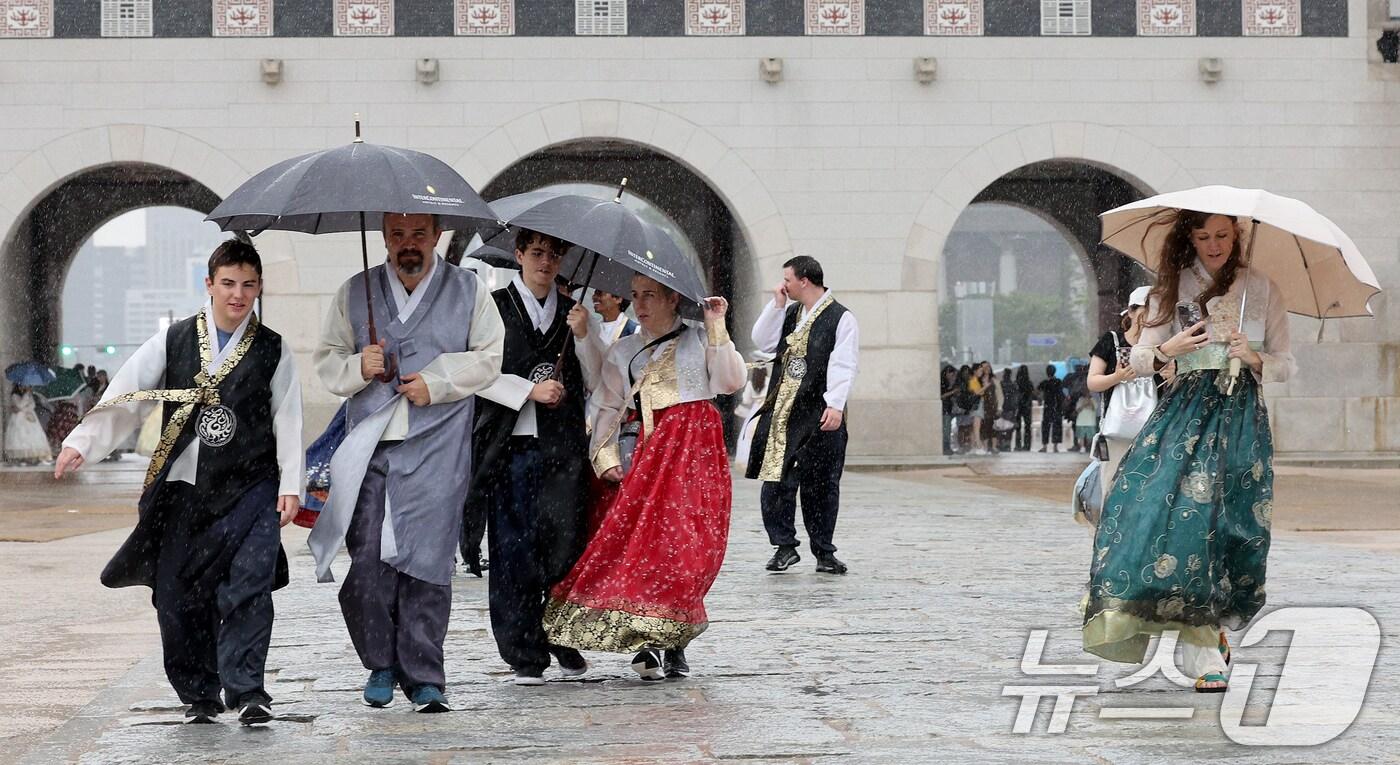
[237,700,273,726]
[184,699,223,724]
[550,645,588,678]
[663,649,690,679]
[815,553,848,575]
[631,649,664,681]
[765,546,800,572]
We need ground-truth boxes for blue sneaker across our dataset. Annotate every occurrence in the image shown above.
[363,669,396,708]
[411,684,450,713]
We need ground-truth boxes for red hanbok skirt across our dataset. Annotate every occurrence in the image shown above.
[543,400,732,653]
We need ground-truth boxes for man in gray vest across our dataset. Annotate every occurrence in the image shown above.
[310,213,503,713]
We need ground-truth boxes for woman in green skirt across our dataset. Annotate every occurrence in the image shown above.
[1083,211,1296,692]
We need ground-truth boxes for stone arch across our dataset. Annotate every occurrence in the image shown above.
[0,125,252,366]
[451,101,793,332]
[903,122,1197,293]
[907,124,1198,363]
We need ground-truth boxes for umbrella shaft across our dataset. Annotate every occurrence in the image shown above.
[360,212,378,346]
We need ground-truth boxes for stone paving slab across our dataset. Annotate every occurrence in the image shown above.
[17,470,1400,764]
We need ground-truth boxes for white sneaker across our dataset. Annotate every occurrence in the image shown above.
[513,671,545,686]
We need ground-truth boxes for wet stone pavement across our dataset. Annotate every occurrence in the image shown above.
[20,470,1400,764]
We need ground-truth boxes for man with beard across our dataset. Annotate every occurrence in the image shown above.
[466,228,602,686]
[56,240,303,725]
[309,213,503,713]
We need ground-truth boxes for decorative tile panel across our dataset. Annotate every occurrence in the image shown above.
[456,0,513,35]
[686,0,743,36]
[214,0,272,37]
[1041,0,1090,36]
[576,0,626,35]
[0,0,52,37]
[1137,0,1193,36]
[334,0,393,36]
[924,0,982,36]
[101,0,152,37]
[1242,0,1299,36]
[805,0,863,35]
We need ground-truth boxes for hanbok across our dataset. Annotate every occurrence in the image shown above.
[5,392,52,461]
[1084,265,1295,665]
[544,318,745,652]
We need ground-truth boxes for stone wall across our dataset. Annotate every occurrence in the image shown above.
[1,1,1395,454]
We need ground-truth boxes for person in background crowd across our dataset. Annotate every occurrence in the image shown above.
[940,364,958,454]
[1012,365,1034,451]
[1036,365,1065,452]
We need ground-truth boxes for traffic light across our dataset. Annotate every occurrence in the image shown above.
[60,345,74,357]
[103,345,117,355]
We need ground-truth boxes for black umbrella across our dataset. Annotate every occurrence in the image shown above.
[486,182,708,315]
[206,118,498,380]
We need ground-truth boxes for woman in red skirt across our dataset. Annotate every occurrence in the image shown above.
[544,274,746,680]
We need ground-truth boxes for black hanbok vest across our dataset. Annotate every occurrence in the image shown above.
[466,285,589,583]
[100,315,288,591]
[745,300,849,481]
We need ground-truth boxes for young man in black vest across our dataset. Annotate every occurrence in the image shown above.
[747,255,860,575]
[56,240,304,725]
[466,229,600,685]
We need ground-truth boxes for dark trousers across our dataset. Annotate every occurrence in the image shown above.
[459,497,487,566]
[1041,411,1063,446]
[761,427,848,556]
[340,446,452,692]
[485,440,562,674]
[1015,406,1033,450]
[154,479,278,709]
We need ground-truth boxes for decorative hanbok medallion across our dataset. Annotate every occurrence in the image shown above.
[785,356,807,381]
[529,362,556,383]
[197,404,237,447]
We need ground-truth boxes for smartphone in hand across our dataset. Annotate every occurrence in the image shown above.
[1176,301,1205,335]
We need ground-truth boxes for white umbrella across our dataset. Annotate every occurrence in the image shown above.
[1100,185,1381,320]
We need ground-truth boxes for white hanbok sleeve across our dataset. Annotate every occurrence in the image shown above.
[1130,296,1174,377]
[313,282,373,398]
[824,312,860,410]
[270,338,306,500]
[61,330,166,462]
[1255,280,1296,384]
[704,324,747,396]
[750,298,787,355]
[588,343,631,477]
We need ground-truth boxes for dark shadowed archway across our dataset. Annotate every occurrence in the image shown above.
[2,163,220,364]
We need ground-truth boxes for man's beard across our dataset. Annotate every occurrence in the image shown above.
[396,249,425,276]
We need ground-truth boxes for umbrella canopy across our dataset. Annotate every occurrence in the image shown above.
[1101,186,1381,319]
[206,140,498,235]
[464,243,517,269]
[487,190,708,311]
[5,361,56,387]
[35,367,88,400]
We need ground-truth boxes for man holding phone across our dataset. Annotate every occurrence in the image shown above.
[747,256,861,575]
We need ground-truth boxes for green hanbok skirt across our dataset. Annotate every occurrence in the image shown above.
[1083,369,1273,664]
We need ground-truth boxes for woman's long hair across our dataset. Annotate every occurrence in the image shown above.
[1142,210,1245,328]
[1015,364,1032,395]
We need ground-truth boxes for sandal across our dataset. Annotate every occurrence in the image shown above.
[1194,672,1228,693]
[1218,630,1230,665]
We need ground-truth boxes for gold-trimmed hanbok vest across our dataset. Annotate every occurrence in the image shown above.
[98,312,287,592]
[745,297,848,482]
[161,314,282,516]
